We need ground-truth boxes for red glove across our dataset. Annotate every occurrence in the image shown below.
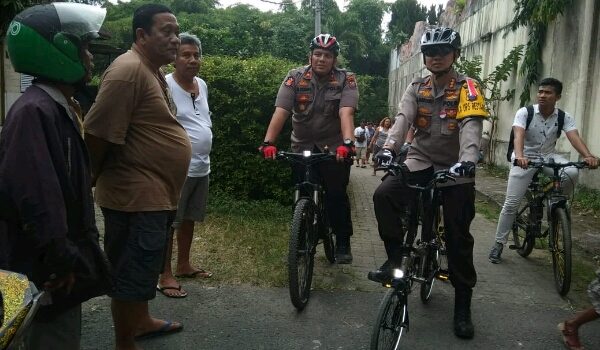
[259,141,277,159]
[336,144,353,159]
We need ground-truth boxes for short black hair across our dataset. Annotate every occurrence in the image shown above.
[539,77,563,95]
[132,4,173,43]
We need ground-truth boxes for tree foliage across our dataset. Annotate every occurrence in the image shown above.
[386,0,427,45]
[426,4,443,25]
[455,45,524,163]
[507,0,573,106]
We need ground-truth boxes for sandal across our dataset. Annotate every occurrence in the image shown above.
[558,321,584,350]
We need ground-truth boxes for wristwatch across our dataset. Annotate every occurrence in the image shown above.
[344,139,354,147]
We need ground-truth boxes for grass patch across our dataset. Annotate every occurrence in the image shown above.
[481,163,510,179]
[475,199,501,222]
[573,185,600,214]
[181,195,290,287]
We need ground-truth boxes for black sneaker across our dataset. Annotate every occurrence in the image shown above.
[367,260,394,283]
[488,242,503,264]
[336,242,353,264]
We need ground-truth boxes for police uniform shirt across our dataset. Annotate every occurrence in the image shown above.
[514,104,576,158]
[385,70,487,184]
[275,65,359,152]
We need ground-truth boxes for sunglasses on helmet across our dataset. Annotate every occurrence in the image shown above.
[422,45,455,57]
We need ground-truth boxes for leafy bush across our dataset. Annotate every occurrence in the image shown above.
[200,55,297,204]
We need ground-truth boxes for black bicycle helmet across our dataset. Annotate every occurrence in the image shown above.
[420,27,461,51]
[310,34,340,56]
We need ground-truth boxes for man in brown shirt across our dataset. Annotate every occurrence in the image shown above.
[83,4,191,349]
[259,34,359,264]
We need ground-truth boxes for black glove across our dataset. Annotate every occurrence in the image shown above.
[450,161,476,177]
[375,149,396,167]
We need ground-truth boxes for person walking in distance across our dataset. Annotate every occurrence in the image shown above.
[370,27,487,339]
[158,32,213,298]
[259,34,359,264]
[83,4,191,349]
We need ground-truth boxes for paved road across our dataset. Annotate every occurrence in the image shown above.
[82,164,600,349]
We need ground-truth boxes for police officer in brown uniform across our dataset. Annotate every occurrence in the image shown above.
[260,34,359,264]
[369,27,488,338]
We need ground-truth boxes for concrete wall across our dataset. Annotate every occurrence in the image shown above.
[388,0,600,187]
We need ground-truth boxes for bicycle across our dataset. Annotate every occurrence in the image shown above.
[370,163,461,350]
[510,158,590,296]
[276,150,338,310]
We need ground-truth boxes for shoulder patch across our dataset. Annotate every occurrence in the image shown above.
[284,76,294,87]
[347,75,357,89]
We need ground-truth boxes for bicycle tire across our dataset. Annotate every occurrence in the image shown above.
[420,247,438,303]
[323,232,336,264]
[370,288,408,350]
[433,203,449,282]
[512,190,535,257]
[551,207,571,296]
[288,198,316,310]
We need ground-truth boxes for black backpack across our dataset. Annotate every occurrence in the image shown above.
[506,106,565,162]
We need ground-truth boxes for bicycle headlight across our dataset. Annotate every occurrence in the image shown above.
[303,150,312,157]
[392,269,404,279]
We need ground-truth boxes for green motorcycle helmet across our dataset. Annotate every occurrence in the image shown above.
[6,2,106,83]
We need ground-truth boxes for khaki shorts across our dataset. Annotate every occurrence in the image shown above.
[355,146,367,160]
[172,175,209,228]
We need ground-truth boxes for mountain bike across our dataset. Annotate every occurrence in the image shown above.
[510,158,590,296]
[370,163,461,350]
[276,151,338,310]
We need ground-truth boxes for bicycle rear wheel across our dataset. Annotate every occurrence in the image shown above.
[551,207,571,296]
[420,246,438,303]
[433,203,449,281]
[321,216,336,264]
[288,198,316,310]
[370,288,408,350]
[512,190,535,257]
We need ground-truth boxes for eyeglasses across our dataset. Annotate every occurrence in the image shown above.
[422,46,455,57]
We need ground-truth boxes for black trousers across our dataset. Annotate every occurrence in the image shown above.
[292,157,353,242]
[372,166,477,289]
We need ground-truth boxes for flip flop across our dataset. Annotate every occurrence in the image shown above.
[557,321,584,350]
[135,320,184,341]
[175,269,213,278]
[156,285,188,298]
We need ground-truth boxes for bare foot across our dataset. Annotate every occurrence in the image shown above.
[157,276,187,298]
[176,263,213,278]
[558,320,583,350]
[136,318,183,339]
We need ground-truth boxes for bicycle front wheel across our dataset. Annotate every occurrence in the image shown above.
[551,207,571,296]
[370,288,408,350]
[288,198,316,310]
[512,190,535,257]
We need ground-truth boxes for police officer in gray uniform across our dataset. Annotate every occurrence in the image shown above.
[260,34,359,264]
[369,27,488,338]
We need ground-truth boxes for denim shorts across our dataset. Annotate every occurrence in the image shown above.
[102,208,175,301]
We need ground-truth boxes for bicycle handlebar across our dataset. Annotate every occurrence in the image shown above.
[276,151,338,165]
[385,162,456,192]
[512,158,589,170]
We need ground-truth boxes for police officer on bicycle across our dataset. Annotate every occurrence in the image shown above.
[369,27,487,339]
[259,34,359,264]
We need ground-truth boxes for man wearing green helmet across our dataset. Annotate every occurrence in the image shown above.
[0,2,112,349]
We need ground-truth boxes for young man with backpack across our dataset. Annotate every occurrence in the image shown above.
[488,78,598,263]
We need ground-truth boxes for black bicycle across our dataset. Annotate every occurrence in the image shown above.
[276,151,337,310]
[370,163,458,350]
[510,158,590,296]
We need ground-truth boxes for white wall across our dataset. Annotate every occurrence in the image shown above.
[388,0,600,187]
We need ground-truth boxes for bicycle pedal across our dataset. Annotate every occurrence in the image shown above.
[436,270,449,281]
[508,244,518,250]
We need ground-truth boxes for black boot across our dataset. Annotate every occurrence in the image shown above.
[453,288,474,338]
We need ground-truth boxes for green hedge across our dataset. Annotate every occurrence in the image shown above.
[199,55,296,204]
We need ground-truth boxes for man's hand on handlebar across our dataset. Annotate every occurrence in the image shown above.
[259,141,277,160]
[449,161,476,178]
[514,157,530,169]
[336,144,353,162]
[583,156,599,169]
[375,148,396,167]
